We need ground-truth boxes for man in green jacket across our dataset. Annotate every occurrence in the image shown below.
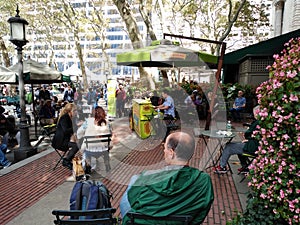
[120,131,214,225]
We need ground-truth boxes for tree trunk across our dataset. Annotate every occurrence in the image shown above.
[113,0,143,49]
[113,0,154,90]
[0,37,11,67]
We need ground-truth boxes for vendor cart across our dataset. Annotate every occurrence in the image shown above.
[132,99,155,139]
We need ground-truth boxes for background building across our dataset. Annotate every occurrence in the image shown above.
[11,0,299,84]
[271,0,300,37]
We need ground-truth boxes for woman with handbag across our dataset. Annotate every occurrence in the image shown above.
[52,103,79,170]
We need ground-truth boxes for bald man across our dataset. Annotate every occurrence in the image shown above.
[120,131,214,225]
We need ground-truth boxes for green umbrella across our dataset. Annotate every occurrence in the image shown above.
[9,58,70,84]
[117,39,218,68]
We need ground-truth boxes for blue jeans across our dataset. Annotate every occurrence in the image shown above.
[2,131,20,146]
[220,142,244,168]
[230,107,244,121]
[0,144,10,167]
[120,174,139,218]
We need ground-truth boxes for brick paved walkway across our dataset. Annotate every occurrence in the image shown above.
[0,129,243,225]
[104,136,242,224]
[0,151,72,225]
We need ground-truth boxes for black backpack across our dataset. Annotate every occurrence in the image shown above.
[70,180,112,218]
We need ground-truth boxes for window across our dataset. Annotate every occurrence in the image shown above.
[107,35,123,40]
[111,44,121,49]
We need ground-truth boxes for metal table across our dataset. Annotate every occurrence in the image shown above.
[200,130,235,171]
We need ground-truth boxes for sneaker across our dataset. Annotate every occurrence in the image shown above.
[238,167,249,174]
[214,165,228,174]
[238,167,245,173]
[241,168,249,174]
[3,162,12,169]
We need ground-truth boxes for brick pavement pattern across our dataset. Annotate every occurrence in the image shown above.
[0,137,242,225]
[0,151,71,225]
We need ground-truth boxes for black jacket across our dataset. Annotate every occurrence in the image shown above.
[52,113,74,150]
[243,120,259,154]
[63,90,74,102]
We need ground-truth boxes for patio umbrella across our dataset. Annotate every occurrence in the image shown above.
[116,39,218,68]
[9,58,70,84]
[0,66,18,84]
[9,59,70,138]
[62,64,81,81]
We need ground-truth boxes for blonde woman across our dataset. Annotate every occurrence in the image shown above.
[52,103,79,170]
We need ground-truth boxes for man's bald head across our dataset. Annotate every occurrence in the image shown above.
[166,132,195,161]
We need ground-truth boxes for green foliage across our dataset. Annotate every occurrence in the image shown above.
[221,83,256,101]
[229,38,300,225]
[232,0,270,39]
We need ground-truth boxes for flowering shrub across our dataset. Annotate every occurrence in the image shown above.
[237,38,300,224]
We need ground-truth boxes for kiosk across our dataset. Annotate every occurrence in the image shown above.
[132,99,155,139]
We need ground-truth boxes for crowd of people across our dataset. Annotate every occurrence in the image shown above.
[0,80,259,224]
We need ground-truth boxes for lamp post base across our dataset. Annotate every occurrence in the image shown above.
[14,123,37,162]
[14,148,37,162]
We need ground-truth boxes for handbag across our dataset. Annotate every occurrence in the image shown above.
[72,156,86,181]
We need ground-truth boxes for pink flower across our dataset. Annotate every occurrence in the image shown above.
[289,94,298,102]
[287,70,297,78]
[282,134,290,140]
[260,193,267,199]
[280,189,285,198]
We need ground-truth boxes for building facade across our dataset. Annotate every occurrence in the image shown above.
[271,0,300,37]
[24,0,148,82]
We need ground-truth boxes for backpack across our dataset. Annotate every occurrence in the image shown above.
[70,180,113,218]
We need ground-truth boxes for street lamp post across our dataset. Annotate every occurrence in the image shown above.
[8,6,35,160]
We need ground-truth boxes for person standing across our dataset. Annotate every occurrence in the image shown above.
[39,85,51,101]
[63,85,74,103]
[229,90,246,122]
[115,84,126,118]
[120,131,214,225]
[51,103,79,170]
[86,88,97,106]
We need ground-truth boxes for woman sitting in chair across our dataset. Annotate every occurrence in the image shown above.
[77,106,111,174]
[51,103,79,170]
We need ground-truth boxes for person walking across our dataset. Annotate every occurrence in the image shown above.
[115,84,126,118]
